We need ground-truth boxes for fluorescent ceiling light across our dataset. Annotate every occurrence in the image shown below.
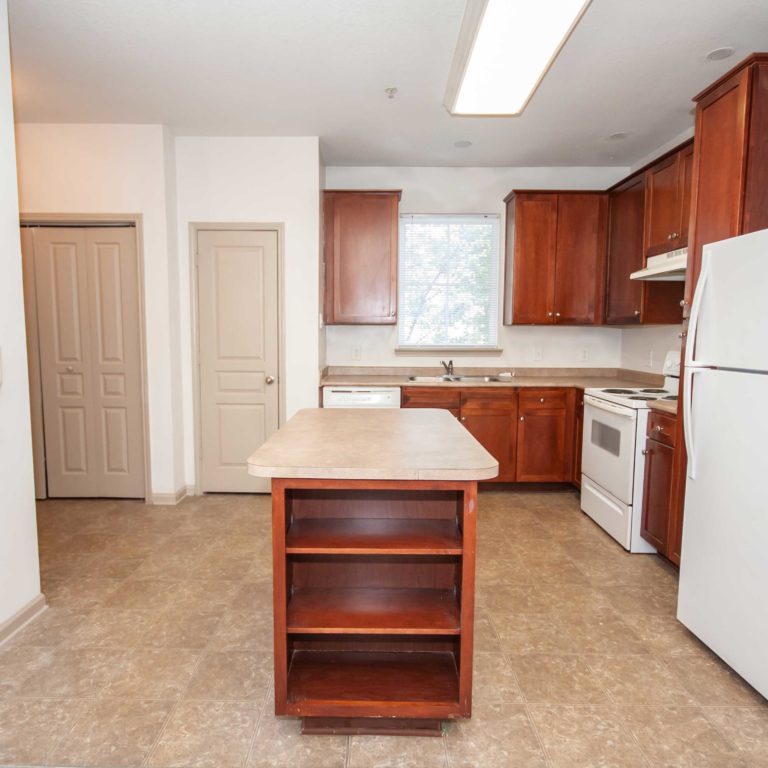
[445,0,592,116]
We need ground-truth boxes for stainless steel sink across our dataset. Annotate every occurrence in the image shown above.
[406,375,455,383]
[453,375,501,383]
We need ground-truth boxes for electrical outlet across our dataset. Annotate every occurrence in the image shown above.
[648,351,654,368]
[532,346,543,362]
[579,348,589,362]
[352,345,362,361]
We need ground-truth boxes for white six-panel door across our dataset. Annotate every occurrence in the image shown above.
[196,229,279,493]
[30,227,145,498]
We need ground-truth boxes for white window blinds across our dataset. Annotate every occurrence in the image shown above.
[398,214,500,348]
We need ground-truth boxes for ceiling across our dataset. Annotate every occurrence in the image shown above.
[8,0,768,167]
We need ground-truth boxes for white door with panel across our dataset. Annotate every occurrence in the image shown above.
[197,230,279,493]
[28,227,145,498]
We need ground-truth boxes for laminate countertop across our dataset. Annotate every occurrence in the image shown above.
[246,408,499,481]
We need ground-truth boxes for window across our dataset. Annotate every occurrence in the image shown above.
[398,214,500,348]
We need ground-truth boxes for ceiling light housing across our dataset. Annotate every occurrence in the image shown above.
[706,46,736,61]
[444,0,592,117]
[454,140,473,148]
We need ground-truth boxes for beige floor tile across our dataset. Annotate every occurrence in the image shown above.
[105,580,184,610]
[585,654,697,705]
[194,553,255,581]
[49,698,172,767]
[348,734,447,768]
[472,652,523,706]
[621,705,745,767]
[2,607,87,648]
[528,704,647,768]
[620,613,708,656]
[185,650,272,700]
[0,698,88,764]
[129,553,204,581]
[147,700,261,768]
[601,583,678,616]
[704,706,768,766]
[44,576,124,609]
[472,611,502,653]
[445,702,547,768]
[668,652,767,706]
[77,553,144,579]
[246,714,346,768]
[511,654,610,705]
[170,579,242,610]
[230,581,274,613]
[67,609,159,648]
[210,609,273,651]
[100,648,201,698]
[136,606,225,649]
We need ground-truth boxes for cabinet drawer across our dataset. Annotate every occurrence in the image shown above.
[401,387,461,410]
[647,411,676,447]
[460,388,517,413]
[519,389,567,411]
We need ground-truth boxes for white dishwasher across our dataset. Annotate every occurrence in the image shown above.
[322,386,401,408]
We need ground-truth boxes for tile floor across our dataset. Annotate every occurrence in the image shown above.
[0,490,766,767]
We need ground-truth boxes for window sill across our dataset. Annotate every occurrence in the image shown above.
[395,346,504,356]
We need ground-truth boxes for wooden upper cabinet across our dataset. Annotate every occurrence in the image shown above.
[684,55,768,314]
[644,144,693,257]
[323,190,401,324]
[505,191,607,325]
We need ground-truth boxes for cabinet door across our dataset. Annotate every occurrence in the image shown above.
[640,437,674,553]
[678,143,694,248]
[572,389,584,487]
[459,390,517,482]
[324,191,399,324]
[644,154,683,257]
[512,194,557,324]
[605,176,644,324]
[553,194,607,324]
[516,391,569,482]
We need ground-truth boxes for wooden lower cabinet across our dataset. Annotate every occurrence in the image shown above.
[459,390,517,482]
[516,389,573,482]
[640,410,679,559]
[271,477,476,734]
[401,385,578,486]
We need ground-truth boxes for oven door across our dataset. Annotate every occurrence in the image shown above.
[581,395,638,504]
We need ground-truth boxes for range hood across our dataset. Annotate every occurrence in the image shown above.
[630,248,687,281]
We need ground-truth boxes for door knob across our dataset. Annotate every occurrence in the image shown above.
[265,375,275,385]
[66,365,74,372]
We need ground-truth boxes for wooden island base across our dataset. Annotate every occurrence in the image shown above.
[271,477,478,734]
[301,717,444,737]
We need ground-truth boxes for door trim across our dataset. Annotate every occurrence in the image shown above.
[189,222,286,496]
[20,212,152,502]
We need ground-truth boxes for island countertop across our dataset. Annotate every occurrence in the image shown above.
[246,407,499,481]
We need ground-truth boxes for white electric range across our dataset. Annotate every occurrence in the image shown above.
[580,351,680,552]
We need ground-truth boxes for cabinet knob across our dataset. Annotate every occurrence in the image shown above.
[539,397,545,403]
[642,449,650,455]
[547,311,554,318]
[671,232,678,238]
[555,312,561,318]
[460,416,466,422]
[680,299,688,307]
[390,310,396,317]
[634,310,641,316]
[655,425,663,432]
[678,331,687,339]
[520,416,524,421]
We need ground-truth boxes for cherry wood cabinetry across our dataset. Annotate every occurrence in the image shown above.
[504,191,607,325]
[640,411,678,558]
[459,390,518,482]
[272,477,477,734]
[644,143,694,257]
[401,386,576,485]
[572,389,584,488]
[516,389,573,482]
[323,190,401,325]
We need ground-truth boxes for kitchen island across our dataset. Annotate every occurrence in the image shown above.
[247,408,497,736]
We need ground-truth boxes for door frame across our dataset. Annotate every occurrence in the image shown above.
[19,212,153,502]
[189,222,286,496]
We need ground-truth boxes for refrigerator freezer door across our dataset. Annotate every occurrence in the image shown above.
[678,367,768,699]
[687,229,768,373]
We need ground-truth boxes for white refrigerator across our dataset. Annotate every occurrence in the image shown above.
[678,228,768,699]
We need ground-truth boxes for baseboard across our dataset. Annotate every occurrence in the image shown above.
[0,594,47,647]
[150,485,190,506]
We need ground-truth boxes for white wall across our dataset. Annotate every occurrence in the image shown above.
[324,165,629,369]
[175,137,321,484]
[0,0,41,625]
[15,123,185,496]
[621,325,683,373]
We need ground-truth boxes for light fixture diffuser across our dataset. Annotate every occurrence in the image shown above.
[445,0,592,116]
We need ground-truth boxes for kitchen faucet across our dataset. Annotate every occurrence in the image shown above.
[440,360,454,376]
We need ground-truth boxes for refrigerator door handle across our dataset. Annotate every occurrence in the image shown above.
[683,367,701,480]
[686,252,711,367]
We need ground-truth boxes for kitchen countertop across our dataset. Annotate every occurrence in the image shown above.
[321,367,663,390]
[648,399,678,416]
[246,408,498,481]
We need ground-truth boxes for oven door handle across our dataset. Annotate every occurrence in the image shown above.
[584,396,636,418]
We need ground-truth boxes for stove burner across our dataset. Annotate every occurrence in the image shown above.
[641,388,667,393]
[662,395,678,401]
[629,395,658,401]
[602,388,635,394]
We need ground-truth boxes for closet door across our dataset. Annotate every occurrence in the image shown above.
[32,227,145,498]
